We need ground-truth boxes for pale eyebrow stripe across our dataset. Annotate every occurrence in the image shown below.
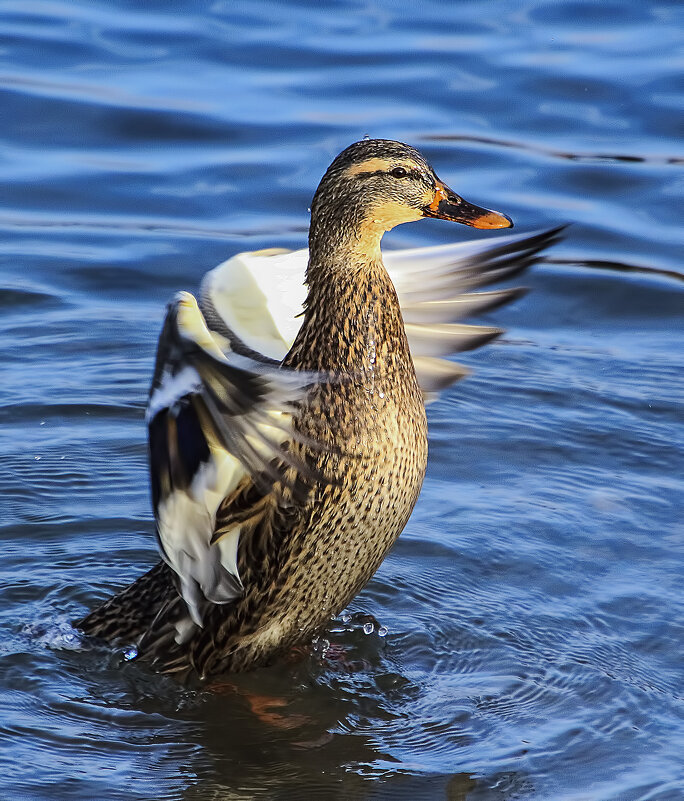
[344,157,393,177]
[344,159,428,183]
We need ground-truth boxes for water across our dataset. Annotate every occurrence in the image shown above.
[1,1,682,798]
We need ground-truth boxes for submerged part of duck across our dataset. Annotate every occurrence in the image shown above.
[77,139,563,679]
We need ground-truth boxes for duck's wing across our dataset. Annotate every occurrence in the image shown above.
[199,247,306,362]
[147,291,320,630]
[200,227,564,401]
[386,226,566,400]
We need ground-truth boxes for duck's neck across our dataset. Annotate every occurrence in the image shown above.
[285,228,412,383]
[308,210,384,272]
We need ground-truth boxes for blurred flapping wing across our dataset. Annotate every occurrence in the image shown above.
[200,228,564,402]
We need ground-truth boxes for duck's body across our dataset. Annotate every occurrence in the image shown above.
[204,263,427,675]
[78,140,562,678]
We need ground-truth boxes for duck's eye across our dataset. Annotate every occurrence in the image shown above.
[390,166,408,179]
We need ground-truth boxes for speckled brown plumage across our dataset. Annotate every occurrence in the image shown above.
[187,257,428,677]
[77,139,522,679]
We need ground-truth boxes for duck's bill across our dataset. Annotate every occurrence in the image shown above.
[423,181,513,229]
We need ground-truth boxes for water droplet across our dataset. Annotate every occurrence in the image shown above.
[123,646,138,661]
[377,390,384,399]
[378,626,388,637]
[34,455,41,461]
[363,133,370,141]
[341,613,351,624]
[39,421,46,426]
[363,622,374,635]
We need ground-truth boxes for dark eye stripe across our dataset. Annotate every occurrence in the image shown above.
[401,169,424,182]
[351,167,425,182]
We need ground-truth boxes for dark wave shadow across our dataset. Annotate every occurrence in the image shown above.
[421,133,684,166]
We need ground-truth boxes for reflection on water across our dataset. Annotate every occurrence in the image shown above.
[543,257,684,283]
[1,0,683,799]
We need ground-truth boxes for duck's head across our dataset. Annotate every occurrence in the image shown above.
[309,139,512,259]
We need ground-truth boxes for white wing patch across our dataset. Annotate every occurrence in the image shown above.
[201,249,306,360]
[156,451,245,626]
[146,365,201,423]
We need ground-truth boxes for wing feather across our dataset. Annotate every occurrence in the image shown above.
[200,226,565,400]
[147,291,321,627]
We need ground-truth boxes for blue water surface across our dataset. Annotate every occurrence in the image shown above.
[1,1,683,799]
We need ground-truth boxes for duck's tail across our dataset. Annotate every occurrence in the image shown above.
[76,561,206,677]
[76,561,173,647]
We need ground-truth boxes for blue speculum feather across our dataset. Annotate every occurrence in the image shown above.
[148,400,211,512]
[174,400,211,483]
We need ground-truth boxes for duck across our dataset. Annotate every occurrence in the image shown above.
[77,139,563,679]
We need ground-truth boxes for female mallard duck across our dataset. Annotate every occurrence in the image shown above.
[78,139,562,679]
